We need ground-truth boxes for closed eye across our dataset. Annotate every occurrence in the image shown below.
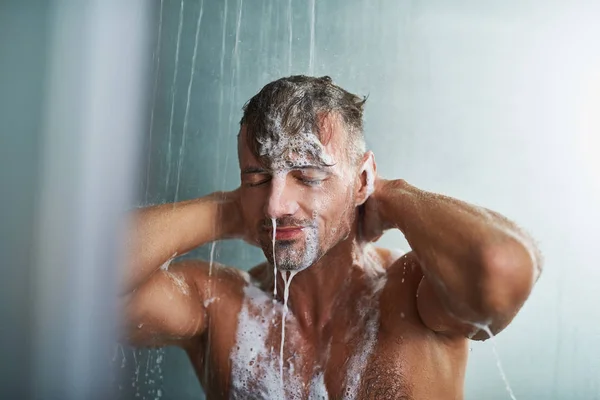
[243,173,272,187]
[293,168,329,187]
[249,178,271,187]
[297,176,324,186]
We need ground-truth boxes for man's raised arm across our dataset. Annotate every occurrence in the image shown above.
[368,178,542,340]
[123,190,241,294]
[119,190,243,347]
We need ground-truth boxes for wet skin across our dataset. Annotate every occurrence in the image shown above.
[123,119,539,399]
[146,248,468,399]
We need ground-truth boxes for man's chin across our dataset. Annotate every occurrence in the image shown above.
[276,249,324,273]
[259,237,322,272]
[275,264,313,274]
[269,254,309,272]
[261,249,313,272]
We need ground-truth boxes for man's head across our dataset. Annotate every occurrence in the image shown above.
[237,75,376,272]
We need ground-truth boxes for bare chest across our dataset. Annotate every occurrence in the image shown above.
[225,284,414,400]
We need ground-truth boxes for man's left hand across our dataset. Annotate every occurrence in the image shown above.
[358,177,398,243]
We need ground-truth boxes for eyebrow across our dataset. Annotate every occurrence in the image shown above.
[241,166,268,175]
[286,162,335,172]
[289,165,325,170]
[241,164,333,175]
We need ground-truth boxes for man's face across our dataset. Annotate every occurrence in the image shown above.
[238,119,360,272]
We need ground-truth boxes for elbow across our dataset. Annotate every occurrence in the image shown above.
[476,239,538,326]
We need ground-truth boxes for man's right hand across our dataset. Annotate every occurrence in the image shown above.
[209,188,259,247]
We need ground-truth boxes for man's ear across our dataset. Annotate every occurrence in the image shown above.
[355,151,376,206]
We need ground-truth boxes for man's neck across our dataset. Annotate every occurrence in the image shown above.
[274,229,375,336]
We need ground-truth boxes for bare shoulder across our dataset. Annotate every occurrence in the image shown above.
[171,259,251,291]
[374,249,468,351]
[122,258,250,348]
[375,247,423,282]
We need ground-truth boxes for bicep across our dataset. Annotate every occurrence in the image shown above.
[122,262,206,347]
[416,277,512,341]
[416,277,471,337]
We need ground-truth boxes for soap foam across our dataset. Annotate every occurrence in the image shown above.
[341,245,387,399]
[256,112,334,170]
[230,282,304,399]
[159,252,177,271]
[342,290,384,399]
[163,270,189,296]
[230,249,386,400]
[230,284,286,399]
[309,371,329,399]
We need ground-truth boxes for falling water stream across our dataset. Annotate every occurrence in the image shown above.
[308,0,315,75]
[175,0,204,202]
[271,217,299,388]
[287,0,293,74]
[145,0,164,203]
[272,218,278,299]
[164,0,184,194]
[476,324,518,400]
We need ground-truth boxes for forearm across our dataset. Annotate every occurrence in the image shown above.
[377,179,538,321]
[124,191,239,293]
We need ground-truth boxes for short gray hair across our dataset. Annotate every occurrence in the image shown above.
[240,75,367,166]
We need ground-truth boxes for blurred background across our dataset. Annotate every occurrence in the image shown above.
[1,0,599,399]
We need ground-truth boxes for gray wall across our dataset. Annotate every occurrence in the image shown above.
[117,0,600,399]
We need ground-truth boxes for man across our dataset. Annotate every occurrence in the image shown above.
[124,75,541,399]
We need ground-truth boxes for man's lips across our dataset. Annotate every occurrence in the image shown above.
[264,226,305,240]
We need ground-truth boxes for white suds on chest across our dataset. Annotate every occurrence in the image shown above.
[230,284,304,399]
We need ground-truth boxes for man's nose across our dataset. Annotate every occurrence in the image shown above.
[266,175,299,219]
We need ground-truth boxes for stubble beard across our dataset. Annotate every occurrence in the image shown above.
[263,225,322,272]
